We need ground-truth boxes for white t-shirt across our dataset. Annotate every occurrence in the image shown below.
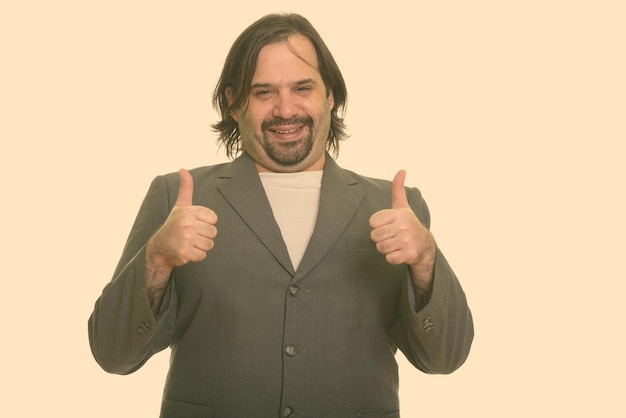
[259,171,323,270]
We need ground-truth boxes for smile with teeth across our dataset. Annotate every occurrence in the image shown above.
[270,125,303,134]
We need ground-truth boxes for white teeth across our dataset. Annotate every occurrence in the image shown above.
[274,127,299,134]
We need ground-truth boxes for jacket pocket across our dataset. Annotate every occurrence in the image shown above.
[160,398,214,418]
[357,409,400,417]
[345,238,380,254]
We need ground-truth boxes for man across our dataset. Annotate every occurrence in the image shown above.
[89,13,473,418]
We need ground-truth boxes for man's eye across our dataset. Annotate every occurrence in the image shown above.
[253,90,273,98]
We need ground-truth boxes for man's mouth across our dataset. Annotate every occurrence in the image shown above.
[266,124,308,141]
[270,126,303,134]
[262,117,312,142]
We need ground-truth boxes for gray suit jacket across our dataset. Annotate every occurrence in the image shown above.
[89,153,473,418]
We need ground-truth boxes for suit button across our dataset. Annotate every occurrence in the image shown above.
[289,285,301,296]
[285,345,297,356]
[281,407,294,417]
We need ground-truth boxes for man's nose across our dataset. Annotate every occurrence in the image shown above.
[272,91,298,119]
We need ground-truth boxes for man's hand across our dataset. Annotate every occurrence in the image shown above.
[369,170,436,294]
[144,169,218,311]
[147,169,218,270]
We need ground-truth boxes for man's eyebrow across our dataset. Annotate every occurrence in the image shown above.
[250,82,272,89]
[250,79,318,89]
[294,78,317,86]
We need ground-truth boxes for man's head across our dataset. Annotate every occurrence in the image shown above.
[212,13,348,171]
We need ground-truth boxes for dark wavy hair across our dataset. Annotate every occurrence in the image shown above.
[211,13,348,159]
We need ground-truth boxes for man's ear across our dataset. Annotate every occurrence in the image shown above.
[225,87,238,121]
[327,89,335,110]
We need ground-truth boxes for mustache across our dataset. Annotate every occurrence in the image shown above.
[262,116,312,131]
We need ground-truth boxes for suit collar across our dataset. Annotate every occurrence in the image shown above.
[295,155,364,280]
[216,152,294,274]
[216,152,364,280]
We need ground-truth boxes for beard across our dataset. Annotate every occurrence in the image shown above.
[260,116,314,167]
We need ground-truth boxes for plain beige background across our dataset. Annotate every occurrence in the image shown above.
[2,1,624,416]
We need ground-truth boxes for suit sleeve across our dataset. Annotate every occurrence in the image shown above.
[88,175,178,375]
[389,187,474,374]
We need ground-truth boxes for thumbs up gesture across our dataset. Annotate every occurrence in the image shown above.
[147,169,218,270]
[369,170,436,288]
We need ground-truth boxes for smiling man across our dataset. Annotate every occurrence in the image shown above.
[89,13,473,418]
[229,34,333,173]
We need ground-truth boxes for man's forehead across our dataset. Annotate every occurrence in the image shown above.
[254,35,320,75]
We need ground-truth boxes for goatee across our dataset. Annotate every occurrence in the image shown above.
[262,117,314,166]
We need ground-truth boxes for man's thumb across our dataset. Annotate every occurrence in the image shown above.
[391,170,409,209]
[175,169,194,206]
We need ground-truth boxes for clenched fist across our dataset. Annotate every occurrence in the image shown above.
[144,169,218,311]
[147,169,218,270]
[369,170,436,293]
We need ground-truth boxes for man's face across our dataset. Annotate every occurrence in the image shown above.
[229,34,334,173]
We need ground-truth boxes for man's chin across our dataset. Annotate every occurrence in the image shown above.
[266,141,311,167]
[268,154,308,168]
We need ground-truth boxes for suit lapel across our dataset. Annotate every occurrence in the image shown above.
[215,153,364,281]
[294,156,364,281]
[216,153,295,275]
